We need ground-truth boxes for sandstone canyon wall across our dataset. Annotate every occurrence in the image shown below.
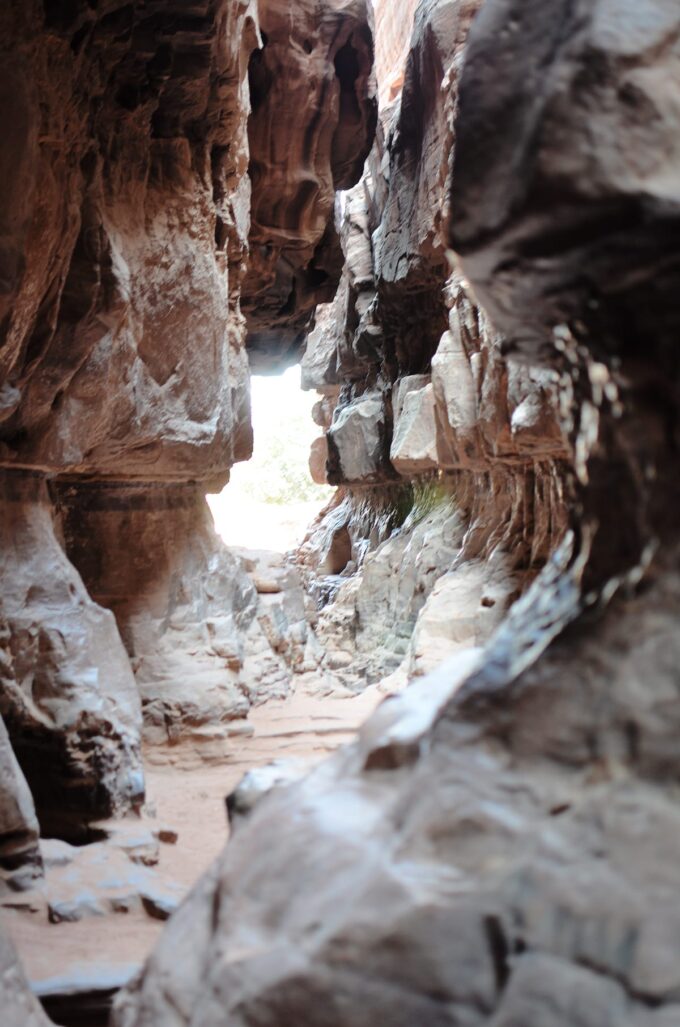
[298,0,570,691]
[0,0,375,867]
[115,1,680,1025]
[243,0,377,368]
[373,0,421,105]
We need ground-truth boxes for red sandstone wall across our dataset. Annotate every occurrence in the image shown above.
[374,0,421,103]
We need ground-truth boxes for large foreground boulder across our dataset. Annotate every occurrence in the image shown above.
[114,555,680,1026]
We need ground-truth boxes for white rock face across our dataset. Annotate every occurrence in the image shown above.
[431,325,479,467]
[390,377,439,477]
[409,558,513,678]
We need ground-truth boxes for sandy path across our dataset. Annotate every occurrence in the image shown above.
[3,688,382,993]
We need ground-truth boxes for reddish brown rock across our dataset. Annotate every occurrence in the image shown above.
[243,0,377,369]
[309,436,330,486]
[373,0,421,105]
[0,473,143,841]
[0,0,378,857]
[0,0,257,484]
[108,2,680,1025]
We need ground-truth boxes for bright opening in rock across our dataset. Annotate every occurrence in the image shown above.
[208,366,333,553]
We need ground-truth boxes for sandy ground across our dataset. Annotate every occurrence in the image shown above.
[2,688,383,994]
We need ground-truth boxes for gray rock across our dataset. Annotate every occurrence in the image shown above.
[0,926,52,1027]
[226,759,310,826]
[327,392,393,485]
[0,715,41,886]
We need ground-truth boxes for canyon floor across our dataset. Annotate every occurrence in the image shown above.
[2,675,384,1023]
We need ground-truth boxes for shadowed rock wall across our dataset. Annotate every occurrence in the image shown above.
[299,0,571,688]
[114,2,680,1024]
[0,0,376,866]
[243,0,377,369]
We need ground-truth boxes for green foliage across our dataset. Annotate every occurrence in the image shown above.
[408,476,448,524]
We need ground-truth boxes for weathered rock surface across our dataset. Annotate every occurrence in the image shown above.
[0,927,52,1027]
[373,0,421,105]
[0,0,262,848]
[0,473,144,840]
[43,837,183,924]
[58,483,263,743]
[327,390,394,485]
[114,1,680,1024]
[451,0,680,363]
[0,0,257,484]
[0,0,377,865]
[243,0,377,368]
[390,375,438,476]
[300,0,569,692]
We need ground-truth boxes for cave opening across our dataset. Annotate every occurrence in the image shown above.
[208,366,333,554]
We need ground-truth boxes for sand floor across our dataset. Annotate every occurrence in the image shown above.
[2,688,383,994]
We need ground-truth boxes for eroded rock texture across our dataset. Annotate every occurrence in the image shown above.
[0,473,143,841]
[0,0,262,846]
[115,1,680,1024]
[0,0,376,867]
[243,0,377,369]
[299,0,569,689]
[0,716,41,888]
[373,0,421,104]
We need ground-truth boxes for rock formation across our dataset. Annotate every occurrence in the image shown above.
[373,0,421,105]
[0,715,41,888]
[4,0,680,1022]
[243,0,377,369]
[0,0,259,845]
[298,0,569,690]
[114,1,680,1025]
[0,0,376,870]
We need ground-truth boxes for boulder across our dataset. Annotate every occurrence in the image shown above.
[390,377,439,477]
[327,392,394,485]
